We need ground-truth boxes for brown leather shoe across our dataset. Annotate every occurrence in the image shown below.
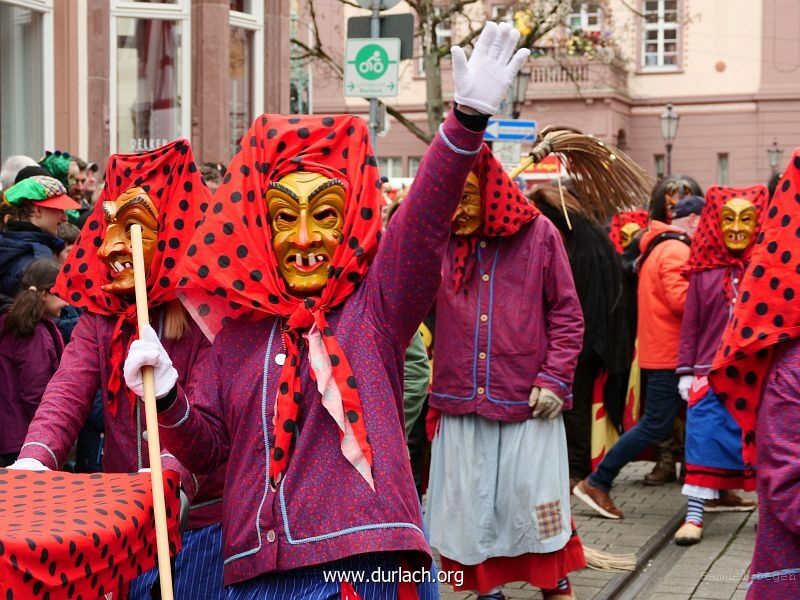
[643,464,677,486]
[573,479,623,519]
[705,491,757,512]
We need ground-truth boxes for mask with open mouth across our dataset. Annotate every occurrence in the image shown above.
[452,171,482,236]
[97,187,159,294]
[267,172,345,295]
[720,197,757,253]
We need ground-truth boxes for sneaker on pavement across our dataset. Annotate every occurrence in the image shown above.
[573,479,623,519]
[705,491,757,512]
[674,522,703,546]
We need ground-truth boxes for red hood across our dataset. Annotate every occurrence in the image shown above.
[639,220,686,253]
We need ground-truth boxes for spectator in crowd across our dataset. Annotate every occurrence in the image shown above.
[84,161,100,202]
[0,155,38,193]
[649,175,703,223]
[67,158,88,203]
[200,162,224,194]
[574,195,703,518]
[56,221,80,263]
[0,259,66,467]
[0,175,79,297]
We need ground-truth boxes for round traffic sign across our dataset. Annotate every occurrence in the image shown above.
[355,44,389,80]
[355,0,401,10]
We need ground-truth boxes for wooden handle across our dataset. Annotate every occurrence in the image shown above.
[508,156,535,180]
[130,224,174,600]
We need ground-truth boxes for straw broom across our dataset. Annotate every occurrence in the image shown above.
[510,127,653,225]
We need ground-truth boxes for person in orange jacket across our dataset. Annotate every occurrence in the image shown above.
[573,196,703,519]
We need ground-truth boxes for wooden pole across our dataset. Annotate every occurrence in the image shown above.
[130,223,174,600]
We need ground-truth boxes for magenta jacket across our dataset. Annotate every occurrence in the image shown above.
[155,112,485,586]
[748,339,800,598]
[430,216,584,421]
[0,315,64,455]
[677,267,743,377]
[18,310,224,530]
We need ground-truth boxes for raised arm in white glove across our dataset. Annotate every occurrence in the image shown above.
[451,21,531,116]
[528,387,565,420]
[7,458,49,471]
[124,324,178,399]
[678,375,693,402]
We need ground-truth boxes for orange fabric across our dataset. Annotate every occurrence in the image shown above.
[439,523,585,593]
[637,221,691,369]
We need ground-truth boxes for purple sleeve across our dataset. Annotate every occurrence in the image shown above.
[18,313,99,469]
[158,338,230,476]
[159,333,214,500]
[677,273,700,375]
[367,111,484,344]
[760,355,800,536]
[16,325,59,422]
[533,222,585,409]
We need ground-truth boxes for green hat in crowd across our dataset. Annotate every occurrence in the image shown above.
[39,150,72,188]
[3,175,81,211]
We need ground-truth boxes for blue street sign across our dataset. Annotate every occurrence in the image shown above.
[484,118,538,142]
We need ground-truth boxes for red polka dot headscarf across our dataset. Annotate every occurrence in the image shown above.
[683,185,768,298]
[53,139,210,416]
[452,144,539,292]
[175,114,383,488]
[609,209,649,254]
[709,149,800,489]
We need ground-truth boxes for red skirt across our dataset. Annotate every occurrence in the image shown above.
[439,523,585,594]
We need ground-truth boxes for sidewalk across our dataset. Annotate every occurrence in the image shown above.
[435,461,756,599]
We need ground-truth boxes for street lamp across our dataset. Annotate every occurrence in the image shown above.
[511,68,531,119]
[767,139,783,175]
[659,102,680,176]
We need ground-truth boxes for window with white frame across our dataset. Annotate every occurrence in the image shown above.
[0,0,54,161]
[229,2,264,157]
[642,0,679,68]
[110,0,191,153]
[378,156,402,179]
[568,2,603,32]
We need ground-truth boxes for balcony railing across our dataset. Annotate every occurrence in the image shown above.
[524,55,628,99]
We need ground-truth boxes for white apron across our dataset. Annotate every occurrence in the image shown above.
[425,413,572,565]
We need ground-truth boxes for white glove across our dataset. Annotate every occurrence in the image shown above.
[678,375,693,402]
[529,387,564,420]
[451,22,531,116]
[124,324,178,399]
[7,458,49,471]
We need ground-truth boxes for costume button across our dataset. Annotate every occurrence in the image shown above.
[142,431,148,442]
[479,241,487,249]
[480,314,488,322]
[275,353,286,366]
[477,387,485,395]
[479,352,487,360]
[733,278,739,284]
[481,274,490,282]
[267,530,276,543]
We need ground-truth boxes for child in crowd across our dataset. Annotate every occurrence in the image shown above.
[0,258,66,466]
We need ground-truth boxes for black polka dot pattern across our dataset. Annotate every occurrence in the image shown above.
[0,470,181,598]
[708,153,800,491]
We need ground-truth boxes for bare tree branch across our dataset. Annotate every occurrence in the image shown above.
[382,103,433,144]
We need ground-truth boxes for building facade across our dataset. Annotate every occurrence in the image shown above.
[302,0,800,191]
[0,0,290,170]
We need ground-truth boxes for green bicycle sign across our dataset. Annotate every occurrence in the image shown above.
[350,43,396,80]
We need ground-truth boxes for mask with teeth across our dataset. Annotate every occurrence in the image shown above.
[267,171,345,296]
[97,187,159,294]
[452,172,482,236]
[720,197,757,253]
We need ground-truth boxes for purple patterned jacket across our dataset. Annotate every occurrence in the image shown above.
[155,112,486,586]
[748,339,800,599]
[19,309,224,530]
[430,216,584,420]
[677,267,743,377]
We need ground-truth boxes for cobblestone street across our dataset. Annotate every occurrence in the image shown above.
[436,462,757,600]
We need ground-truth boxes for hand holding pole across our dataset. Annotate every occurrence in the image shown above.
[130,223,174,600]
